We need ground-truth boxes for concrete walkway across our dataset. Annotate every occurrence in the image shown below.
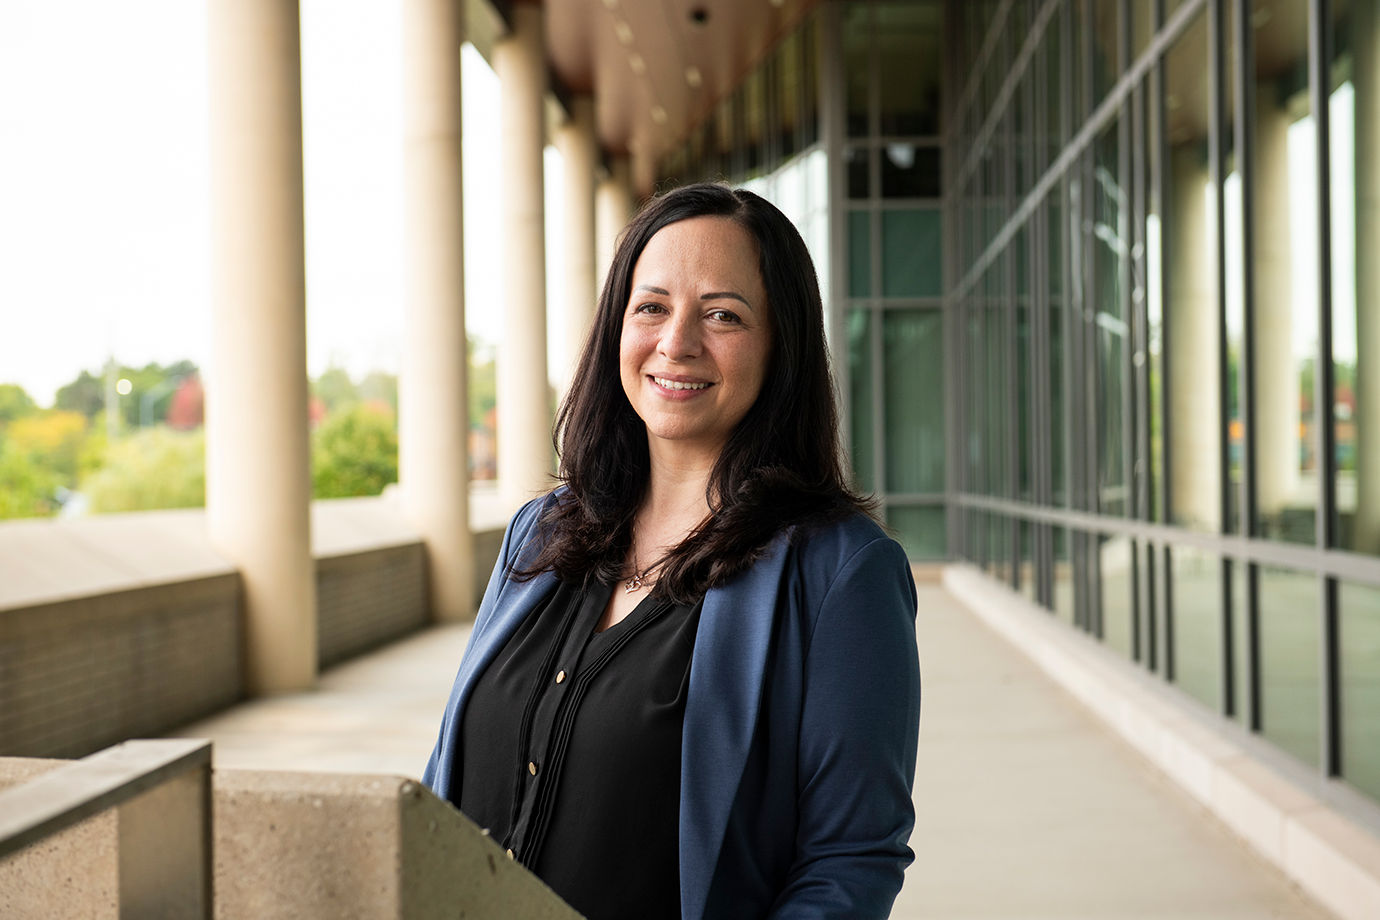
[174,584,1331,918]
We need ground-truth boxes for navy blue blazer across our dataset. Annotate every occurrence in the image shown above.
[423,493,921,919]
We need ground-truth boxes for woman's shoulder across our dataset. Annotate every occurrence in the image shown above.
[788,509,907,579]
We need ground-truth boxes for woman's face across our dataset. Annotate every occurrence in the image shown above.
[619,216,772,462]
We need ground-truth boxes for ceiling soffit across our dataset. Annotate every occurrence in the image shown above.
[544,0,822,193]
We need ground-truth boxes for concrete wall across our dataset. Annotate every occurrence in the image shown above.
[0,759,581,920]
[0,496,509,759]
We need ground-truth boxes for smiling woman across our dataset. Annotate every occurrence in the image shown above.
[423,183,921,920]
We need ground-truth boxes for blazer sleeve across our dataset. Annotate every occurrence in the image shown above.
[769,536,921,919]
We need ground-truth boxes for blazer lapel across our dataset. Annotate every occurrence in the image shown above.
[679,533,792,920]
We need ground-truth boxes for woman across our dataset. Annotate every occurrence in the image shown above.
[423,183,920,919]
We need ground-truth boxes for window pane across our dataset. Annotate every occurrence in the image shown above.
[1101,534,1134,658]
[848,146,871,199]
[884,309,945,493]
[1252,0,1316,544]
[1094,118,1129,517]
[1258,567,1320,766]
[881,144,941,198]
[845,4,870,137]
[775,32,801,160]
[876,1,943,135]
[849,308,875,492]
[1055,527,1075,624]
[888,505,947,560]
[1332,0,1379,555]
[1171,545,1222,710]
[1340,581,1380,802]
[849,210,871,297]
[882,208,943,297]
[1164,11,1220,533]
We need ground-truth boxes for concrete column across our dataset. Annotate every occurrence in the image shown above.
[1253,93,1299,522]
[399,0,474,621]
[1168,145,1221,532]
[1353,0,1380,552]
[206,0,316,694]
[555,95,598,393]
[494,2,553,510]
[596,154,635,295]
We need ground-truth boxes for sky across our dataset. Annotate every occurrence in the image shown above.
[0,0,566,407]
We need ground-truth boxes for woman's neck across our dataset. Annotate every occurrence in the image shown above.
[638,441,717,550]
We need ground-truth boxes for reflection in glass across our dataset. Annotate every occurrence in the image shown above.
[876,1,943,135]
[848,146,871,199]
[888,505,946,560]
[849,210,871,297]
[882,209,943,297]
[1340,581,1380,801]
[1333,0,1380,555]
[884,310,945,493]
[845,4,870,137]
[1171,546,1222,710]
[1251,0,1316,543]
[881,144,941,197]
[1258,567,1320,766]
[1094,119,1129,517]
[1054,527,1074,623]
[1164,12,1221,533]
[848,309,875,493]
[1101,535,1134,658]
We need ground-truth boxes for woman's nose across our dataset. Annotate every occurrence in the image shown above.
[658,311,702,359]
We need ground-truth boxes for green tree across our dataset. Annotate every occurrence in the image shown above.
[313,365,359,416]
[358,370,398,415]
[6,411,88,484]
[80,427,205,513]
[469,335,496,430]
[0,441,60,519]
[55,370,105,419]
[312,404,398,498]
[0,384,37,427]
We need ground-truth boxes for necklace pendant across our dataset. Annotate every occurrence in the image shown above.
[624,575,643,594]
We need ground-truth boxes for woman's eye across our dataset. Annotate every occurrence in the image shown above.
[710,309,741,323]
[634,302,665,315]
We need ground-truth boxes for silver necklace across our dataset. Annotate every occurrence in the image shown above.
[625,547,654,594]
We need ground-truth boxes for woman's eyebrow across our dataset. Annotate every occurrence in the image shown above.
[634,284,670,295]
[701,291,750,307]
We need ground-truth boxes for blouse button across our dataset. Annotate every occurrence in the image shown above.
[556,670,567,684]
[528,761,538,776]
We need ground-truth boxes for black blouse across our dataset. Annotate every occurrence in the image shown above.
[458,580,702,920]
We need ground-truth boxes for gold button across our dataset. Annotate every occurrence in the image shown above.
[506,848,515,860]
[528,761,538,775]
[556,670,567,684]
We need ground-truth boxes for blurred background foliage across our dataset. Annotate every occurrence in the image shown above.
[0,336,497,520]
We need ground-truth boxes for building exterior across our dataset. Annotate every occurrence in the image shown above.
[652,0,1380,825]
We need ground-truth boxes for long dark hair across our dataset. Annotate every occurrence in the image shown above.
[515,182,871,602]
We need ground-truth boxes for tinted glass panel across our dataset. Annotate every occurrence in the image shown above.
[1171,546,1222,710]
[884,310,945,492]
[1340,581,1380,801]
[1258,567,1320,766]
[881,144,941,197]
[888,505,947,559]
[876,1,943,135]
[882,209,943,297]
[849,308,875,492]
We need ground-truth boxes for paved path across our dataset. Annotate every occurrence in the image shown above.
[174,583,1331,918]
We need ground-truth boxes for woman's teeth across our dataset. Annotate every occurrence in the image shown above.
[653,376,709,390]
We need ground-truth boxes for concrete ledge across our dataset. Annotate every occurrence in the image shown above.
[944,564,1380,920]
[0,758,582,920]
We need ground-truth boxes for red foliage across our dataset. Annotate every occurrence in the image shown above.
[166,375,204,430]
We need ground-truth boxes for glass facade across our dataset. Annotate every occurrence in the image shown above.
[655,0,1380,809]
[948,0,1380,808]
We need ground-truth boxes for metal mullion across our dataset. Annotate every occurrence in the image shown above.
[955,0,1018,145]
[951,0,1208,303]
[1207,0,1238,719]
[1005,98,1021,590]
[1309,0,1341,779]
[1230,0,1263,730]
[1032,30,1055,608]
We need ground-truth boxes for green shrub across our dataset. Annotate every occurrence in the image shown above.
[81,427,205,513]
[0,442,60,519]
[312,404,398,499]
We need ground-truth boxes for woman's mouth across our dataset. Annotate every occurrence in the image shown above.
[651,376,710,391]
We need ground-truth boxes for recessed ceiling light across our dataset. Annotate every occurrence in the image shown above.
[685,66,703,88]
[614,20,634,45]
[651,105,668,124]
[629,53,646,75]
